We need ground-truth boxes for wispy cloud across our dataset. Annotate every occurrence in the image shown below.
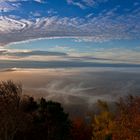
[67,0,86,9]
[0,5,140,45]
[0,43,140,65]
[0,0,46,12]
[66,0,108,9]
[0,0,139,46]
[0,1,20,12]
[66,0,96,9]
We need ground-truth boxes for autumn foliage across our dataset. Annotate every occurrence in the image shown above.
[113,96,140,140]
[71,117,92,140]
[92,100,115,140]
[0,81,140,140]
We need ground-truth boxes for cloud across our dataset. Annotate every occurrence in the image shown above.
[0,1,19,12]
[0,59,140,70]
[30,11,41,17]
[0,44,140,64]
[67,0,86,9]
[34,0,47,4]
[0,48,69,61]
[47,9,58,16]
[0,3,140,45]
[0,0,46,12]
[2,50,67,57]
[34,0,43,3]
[82,0,95,7]
[66,0,108,9]
[66,0,95,9]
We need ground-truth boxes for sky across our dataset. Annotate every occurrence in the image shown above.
[0,0,140,105]
[0,0,140,69]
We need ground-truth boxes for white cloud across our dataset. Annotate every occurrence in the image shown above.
[0,1,18,12]
[0,0,46,10]
[67,0,86,9]
[34,0,42,2]
[30,11,41,17]
[82,0,95,7]
[66,0,108,9]
[0,5,140,45]
[34,0,47,3]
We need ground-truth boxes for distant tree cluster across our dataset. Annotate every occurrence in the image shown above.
[0,81,140,140]
[91,96,140,140]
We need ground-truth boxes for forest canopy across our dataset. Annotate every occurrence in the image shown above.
[0,80,140,140]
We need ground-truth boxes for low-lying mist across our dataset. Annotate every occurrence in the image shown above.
[0,68,140,116]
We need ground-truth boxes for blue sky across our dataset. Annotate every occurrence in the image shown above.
[0,0,140,45]
[1,0,140,18]
[0,0,140,69]
[1,0,140,105]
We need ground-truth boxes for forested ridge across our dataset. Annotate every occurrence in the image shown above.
[0,81,140,140]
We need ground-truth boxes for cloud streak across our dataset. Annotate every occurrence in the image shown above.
[66,0,107,9]
[0,6,140,46]
[0,0,140,45]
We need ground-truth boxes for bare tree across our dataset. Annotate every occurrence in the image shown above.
[0,80,25,140]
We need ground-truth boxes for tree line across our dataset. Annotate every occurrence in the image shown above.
[0,81,140,140]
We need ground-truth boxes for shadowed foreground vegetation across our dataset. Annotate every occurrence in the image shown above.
[0,81,140,140]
